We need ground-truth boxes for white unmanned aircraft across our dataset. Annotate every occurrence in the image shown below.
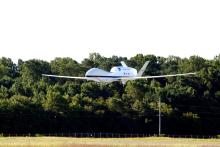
[42,61,196,84]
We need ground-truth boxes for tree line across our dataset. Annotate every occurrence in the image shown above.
[0,53,220,135]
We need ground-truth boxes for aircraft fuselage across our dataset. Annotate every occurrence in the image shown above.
[85,66,137,83]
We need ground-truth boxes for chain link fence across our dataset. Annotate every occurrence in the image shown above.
[0,133,218,139]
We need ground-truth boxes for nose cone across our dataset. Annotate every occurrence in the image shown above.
[85,68,98,76]
[85,68,110,77]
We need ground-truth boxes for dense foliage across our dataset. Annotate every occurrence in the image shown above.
[1,53,220,135]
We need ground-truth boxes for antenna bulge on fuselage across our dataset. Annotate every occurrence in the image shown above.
[110,66,137,77]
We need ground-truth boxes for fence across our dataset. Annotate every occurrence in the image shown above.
[0,132,218,139]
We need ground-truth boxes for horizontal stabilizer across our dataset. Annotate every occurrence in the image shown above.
[137,61,150,76]
[120,61,128,67]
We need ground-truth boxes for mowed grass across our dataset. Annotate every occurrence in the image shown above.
[0,137,220,147]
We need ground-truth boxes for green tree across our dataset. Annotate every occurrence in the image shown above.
[20,59,51,84]
[43,85,67,114]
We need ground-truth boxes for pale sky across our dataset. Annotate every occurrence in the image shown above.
[0,0,220,63]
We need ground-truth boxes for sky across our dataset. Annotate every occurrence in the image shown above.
[0,0,220,63]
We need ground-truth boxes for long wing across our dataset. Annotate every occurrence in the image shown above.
[42,74,95,80]
[42,72,196,82]
[118,72,196,80]
[42,74,121,83]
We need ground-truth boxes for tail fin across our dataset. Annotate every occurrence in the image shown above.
[121,61,128,67]
[137,61,150,76]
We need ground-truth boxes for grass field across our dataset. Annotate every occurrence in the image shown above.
[0,137,220,147]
